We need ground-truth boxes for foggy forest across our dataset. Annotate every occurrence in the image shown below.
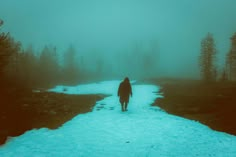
[1,0,236,86]
[1,0,236,156]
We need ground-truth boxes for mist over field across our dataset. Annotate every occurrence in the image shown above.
[1,1,236,154]
[1,0,236,80]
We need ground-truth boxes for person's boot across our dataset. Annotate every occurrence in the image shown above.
[125,103,128,111]
[122,104,125,112]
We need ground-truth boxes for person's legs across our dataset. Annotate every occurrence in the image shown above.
[120,99,125,111]
[122,103,125,111]
[124,100,129,111]
[124,102,128,111]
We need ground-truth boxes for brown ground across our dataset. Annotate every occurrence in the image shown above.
[152,78,236,135]
[1,79,236,145]
[0,88,104,145]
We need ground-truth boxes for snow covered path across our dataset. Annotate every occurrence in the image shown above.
[1,80,236,157]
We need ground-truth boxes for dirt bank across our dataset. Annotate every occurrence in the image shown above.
[0,88,104,145]
[152,78,236,135]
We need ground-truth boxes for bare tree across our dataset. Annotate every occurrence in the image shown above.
[199,33,217,82]
[142,40,159,78]
[38,46,60,86]
[226,33,236,81]
[63,45,79,83]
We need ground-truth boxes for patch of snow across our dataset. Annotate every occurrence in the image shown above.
[1,80,236,157]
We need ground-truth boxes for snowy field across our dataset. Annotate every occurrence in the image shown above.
[1,80,236,157]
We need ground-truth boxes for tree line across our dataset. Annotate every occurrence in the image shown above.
[0,22,88,88]
[199,32,236,83]
[1,19,236,89]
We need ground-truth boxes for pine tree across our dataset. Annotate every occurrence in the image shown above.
[220,69,228,82]
[0,23,21,79]
[142,40,159,78]
[63,45,79,83]
[199,33,217,82]
[38,46,60,86]
[226,33,236,81]
[20,46,38,86]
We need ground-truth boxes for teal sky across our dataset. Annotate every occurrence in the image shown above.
[1,0,236,77]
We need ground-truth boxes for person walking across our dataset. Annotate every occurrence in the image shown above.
[118,77,132,111]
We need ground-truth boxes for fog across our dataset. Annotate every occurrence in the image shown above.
[1,0,236,80]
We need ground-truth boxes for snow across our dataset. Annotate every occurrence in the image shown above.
[1,80,236,157]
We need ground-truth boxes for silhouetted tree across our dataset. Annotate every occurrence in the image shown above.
[0,22,21,80]
[199,33,217,82]
[220,68,228,82]
[0,19,3,26]
[18,46,38,86]
[63,45,79,83]
[38,46,60,86]
[226,33,236,81]
[5,51,25,85]
[129,42,143,78]
[142,40,159,77]
[96,58,103,75]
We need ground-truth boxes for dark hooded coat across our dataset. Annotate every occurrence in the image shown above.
[118,78,132,103]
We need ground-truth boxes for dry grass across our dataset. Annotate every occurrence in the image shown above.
[0,88,104,145]
[152,78,236,135]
